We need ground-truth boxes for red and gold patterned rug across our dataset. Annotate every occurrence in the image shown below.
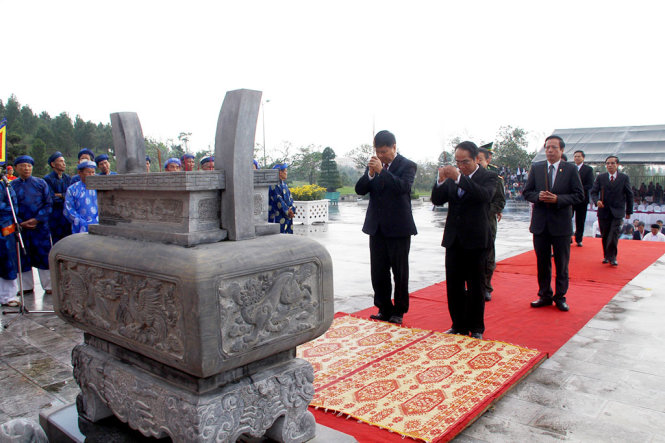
[298,315,546,442]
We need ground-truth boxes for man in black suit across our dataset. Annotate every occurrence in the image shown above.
[523,135,584,311]
[571,150,594,246]
[590,156,633,266]
[633,221,645,240]
[355,130,418,325]
[431,141,497,339]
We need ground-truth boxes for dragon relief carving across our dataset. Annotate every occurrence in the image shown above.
[219,263,320,355]
[57,261,185,359]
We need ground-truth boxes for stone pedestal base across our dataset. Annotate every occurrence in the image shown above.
[72,344,316,442]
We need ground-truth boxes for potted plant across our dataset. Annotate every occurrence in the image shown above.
[290,184,329,225]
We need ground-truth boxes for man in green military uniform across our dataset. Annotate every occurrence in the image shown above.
[477,144,505,301]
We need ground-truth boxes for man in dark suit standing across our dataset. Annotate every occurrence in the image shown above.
[431,141,497,339]
[523,136,584,311]
[355,130,418,325]
[590,156,633,266]
[571,150,594,246]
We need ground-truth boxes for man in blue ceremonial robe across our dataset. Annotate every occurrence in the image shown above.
[64,161,99,234]
[10,155,53,295]
[69,148,95,186]
[43,151,72,244]
[95,154,117,175]
[0,177,20,306]
[268,163,296,234]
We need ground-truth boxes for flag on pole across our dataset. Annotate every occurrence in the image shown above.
[0,118,7,164]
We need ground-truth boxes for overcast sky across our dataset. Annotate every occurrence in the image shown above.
[3,0,664,163]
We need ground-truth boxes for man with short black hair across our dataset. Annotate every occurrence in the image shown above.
[523,135,584,311]
[590,155,633,266]
[356,130,417,325]
[633,221,646,240]
[643,224,665,242]
[432,141,497,338]
[571,150,594,246]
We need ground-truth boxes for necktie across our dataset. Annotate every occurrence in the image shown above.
[383,163,388,171]
[548,165,555,190]
[457,176,466,197]
[610,175,614,182]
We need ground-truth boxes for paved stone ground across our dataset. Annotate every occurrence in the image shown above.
[2,201,664,442]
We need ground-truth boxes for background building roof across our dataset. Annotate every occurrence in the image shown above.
[532,124,665,164]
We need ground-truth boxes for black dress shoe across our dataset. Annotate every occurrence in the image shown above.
[610,260,618,266]
[530,298,553,308]
[444,328,467,335]
[484,292,492,302]
[555,301,569,311]
[18,289,34,296]
[369,312,390,321]
[470,332,483,339]
[602,258,609,264]
[388,315,403,325]
[576,242,583,247]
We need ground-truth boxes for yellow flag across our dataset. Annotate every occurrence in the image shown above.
[0,119,6,163]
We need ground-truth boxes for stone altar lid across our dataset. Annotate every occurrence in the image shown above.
[85,170,278,246]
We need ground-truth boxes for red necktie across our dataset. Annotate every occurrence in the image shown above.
[610,175,614,182]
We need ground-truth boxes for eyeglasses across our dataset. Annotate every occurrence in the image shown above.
[605,161,617,165]
[456,159,474,165]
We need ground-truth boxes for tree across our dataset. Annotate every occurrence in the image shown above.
[74,115,97,150]
[178,132,192,152]
[493,126,534,170]
[319,147,342,191]
[346,144,374,170]
[31,138,49,176]
[51,112,76,157]
[290,145,322,184]
[413,160,438,193]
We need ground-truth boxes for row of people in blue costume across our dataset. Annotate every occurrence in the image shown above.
[0,155,100,306]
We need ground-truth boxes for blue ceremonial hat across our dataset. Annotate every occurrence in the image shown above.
[164,158,181,169]
[15,155,35,166]
[78,148,95,160]
[77,160,97,170]
[95,154,109,163]
[146,155,151,163]
[181,153,195,161]
[253,159,259,168]
[200,156,214,166]
[47,152,64,165]
[272,163,288,170]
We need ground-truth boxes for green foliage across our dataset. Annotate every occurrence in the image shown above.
[290,184,326,201]
[346,144,374,170]
[318,146,342,191]
[31,139,49,176]
[413,160,438,192]
[290,145,322,184]
[493,126,534,170]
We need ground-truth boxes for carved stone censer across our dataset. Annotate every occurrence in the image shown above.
[49,90,334,442]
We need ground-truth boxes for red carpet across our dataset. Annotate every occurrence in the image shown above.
[311,237,665,442]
